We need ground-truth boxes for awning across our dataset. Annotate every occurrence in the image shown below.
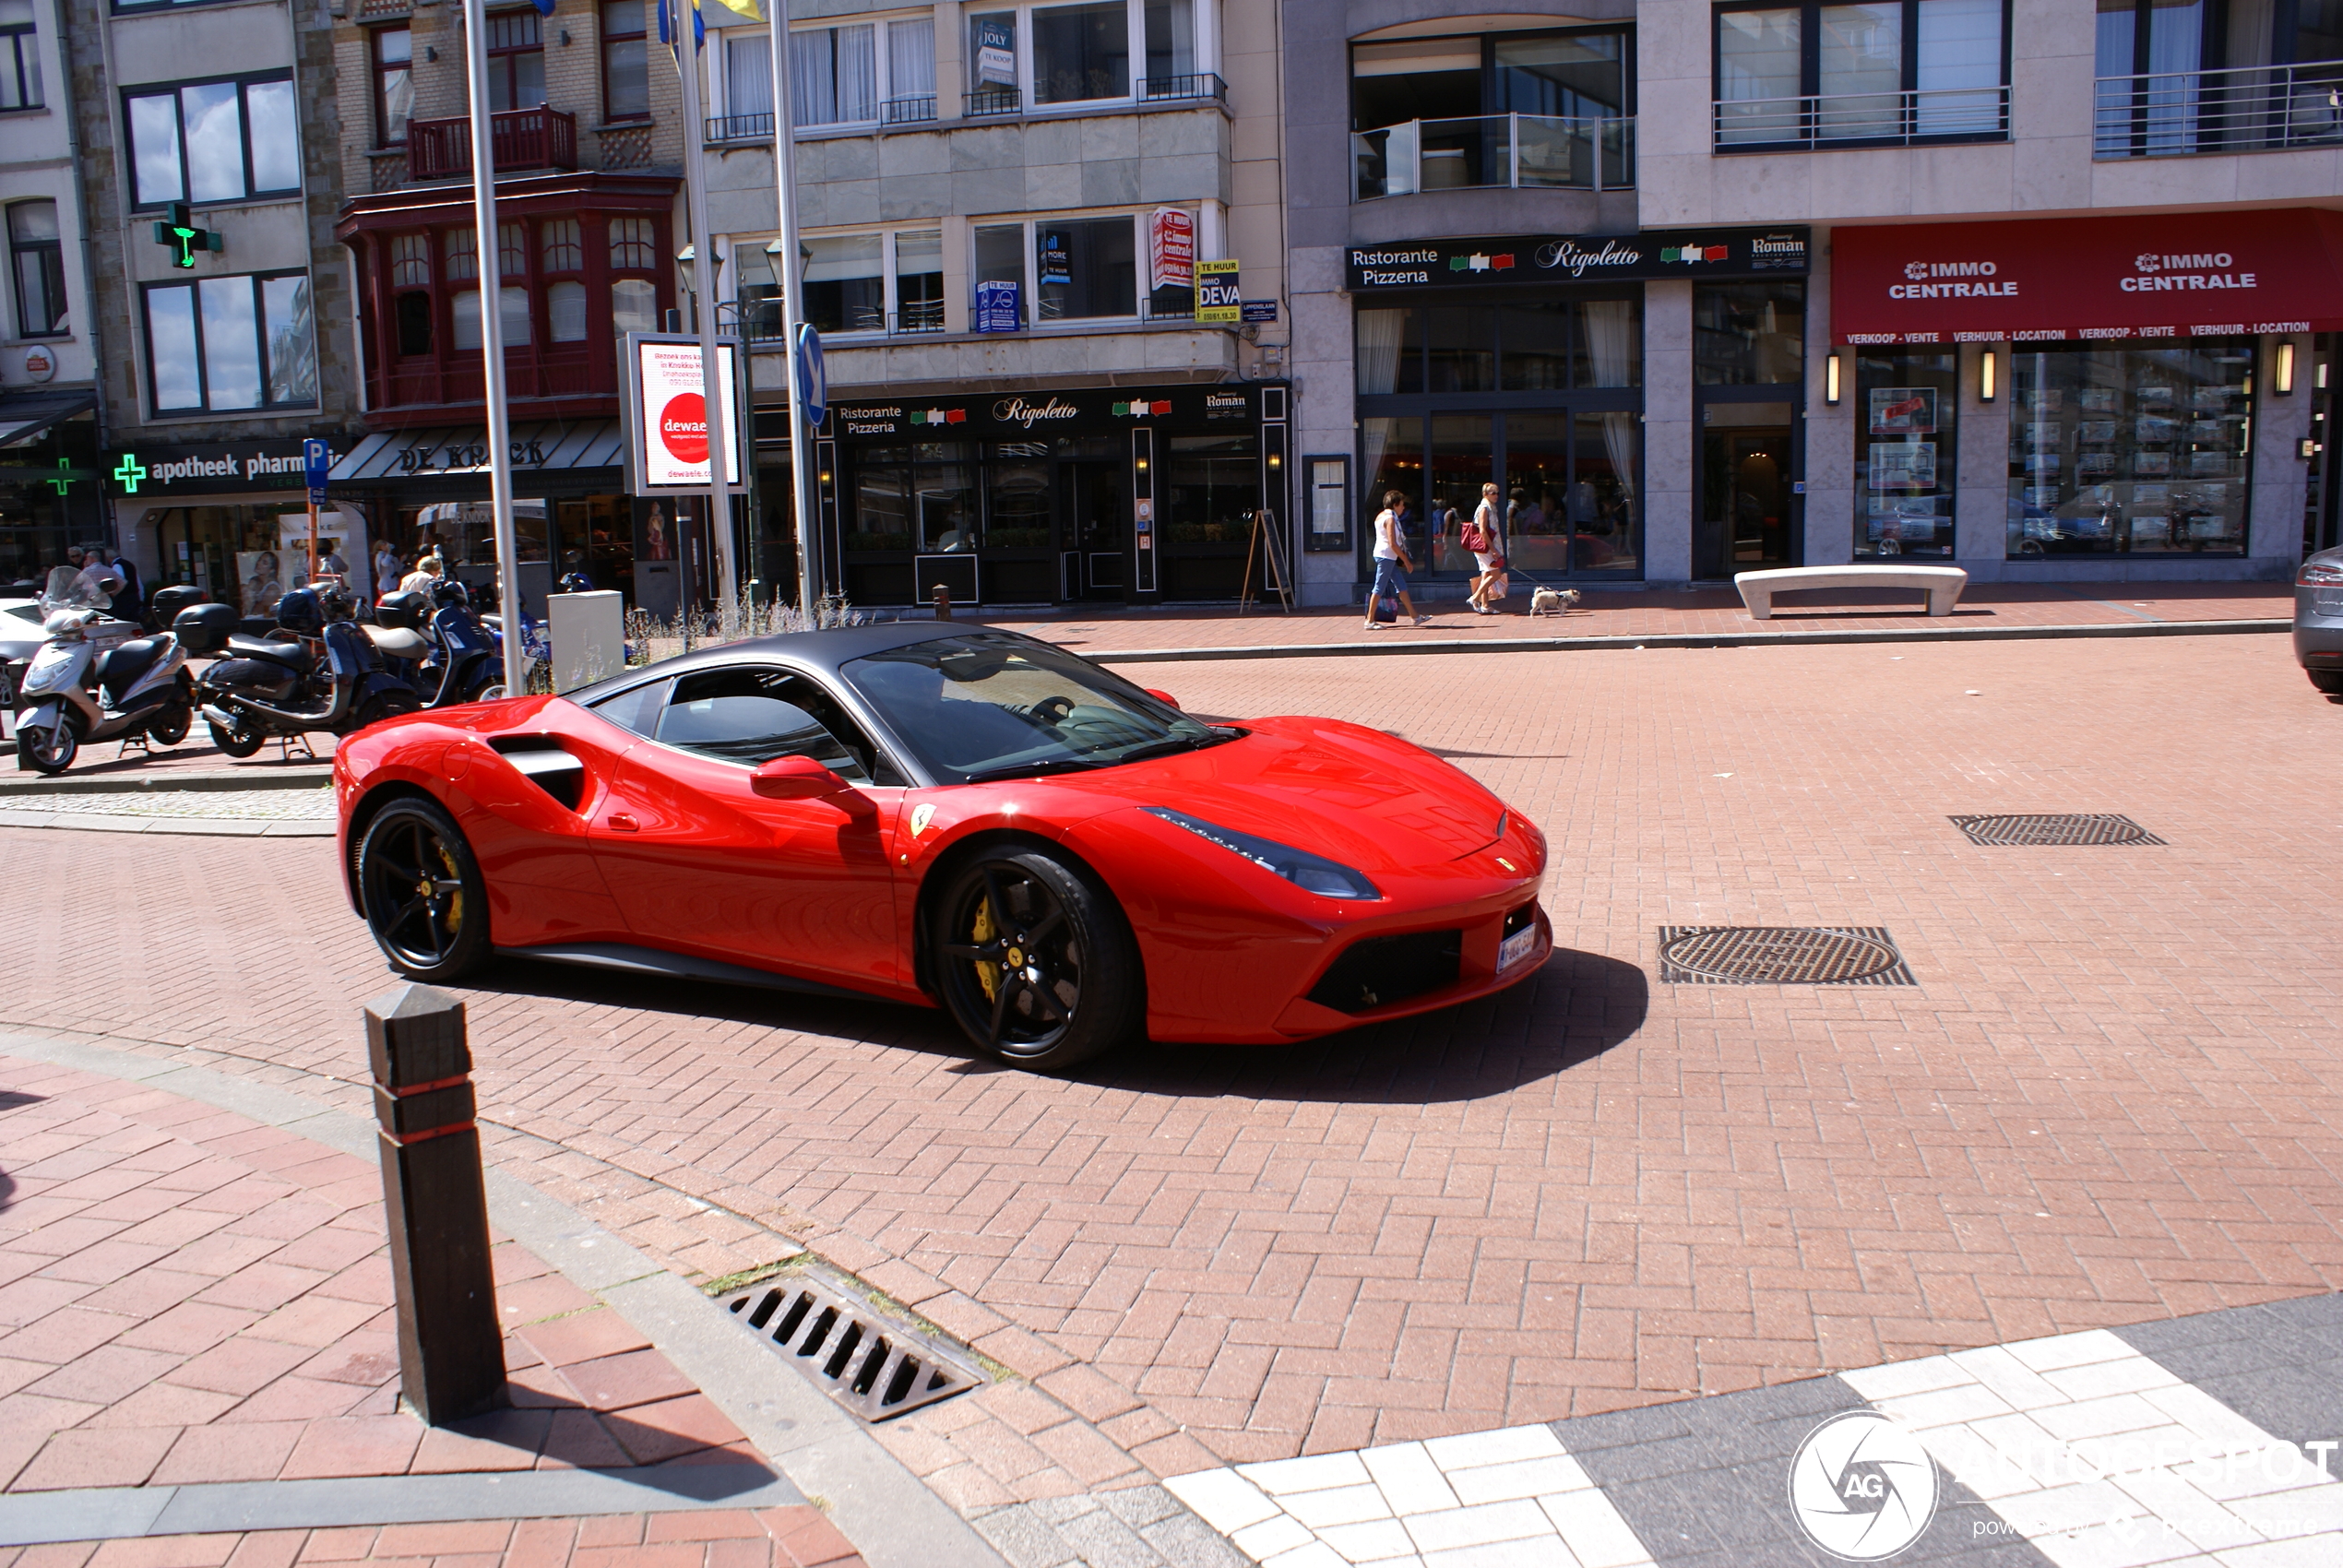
[0,390,97,449]
[328,420,624,483]
[1831,208,2343,345]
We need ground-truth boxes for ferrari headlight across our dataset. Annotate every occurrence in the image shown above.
[1144,808,1382,900]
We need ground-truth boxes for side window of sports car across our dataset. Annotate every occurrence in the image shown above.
[585,677,670,737]
[654,666,903,784]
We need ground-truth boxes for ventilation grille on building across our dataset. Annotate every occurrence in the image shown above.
[1949,814,2166,847]
[1659,926,1916,986]
[720,1274,983,1423]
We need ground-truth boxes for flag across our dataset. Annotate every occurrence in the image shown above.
[657,0,703,56]
[529,0,554,16]
[706,0,761,19]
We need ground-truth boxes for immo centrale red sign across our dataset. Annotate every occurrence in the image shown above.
[1830,208,2343,344]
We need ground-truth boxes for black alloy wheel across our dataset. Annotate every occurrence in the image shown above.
[357,797,490,980]
[932,849,1142,1070]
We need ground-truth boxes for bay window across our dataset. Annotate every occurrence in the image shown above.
[1714,0,2009,148]
[143,270,315,414]
[125,74,300,208]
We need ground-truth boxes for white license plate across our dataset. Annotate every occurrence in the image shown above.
[1499,923,1538,972]
[2316,588,2343,616]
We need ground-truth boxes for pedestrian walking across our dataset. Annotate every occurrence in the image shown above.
[1364,491,1428,630]
[1465,483,1505,613]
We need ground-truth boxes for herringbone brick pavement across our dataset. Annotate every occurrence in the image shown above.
[2,633,2337,1494]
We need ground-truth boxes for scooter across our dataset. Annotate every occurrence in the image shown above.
[178,583,422,760]
[15,566,195,776]
[374,583,497,709]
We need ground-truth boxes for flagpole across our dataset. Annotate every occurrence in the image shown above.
[673,0,739,613]
[462,0,524,696]
[767,0,818,620]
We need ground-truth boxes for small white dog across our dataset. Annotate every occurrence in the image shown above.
[1529,587,1580,617]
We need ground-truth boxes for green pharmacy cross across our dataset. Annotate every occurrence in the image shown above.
[151,203,221,268]
[113,454,148,494]
[47,459,76,495]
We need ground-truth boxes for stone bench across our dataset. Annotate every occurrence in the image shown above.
[1734,565,1968,621]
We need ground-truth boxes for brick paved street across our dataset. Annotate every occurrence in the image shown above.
[2,630,2338,1521]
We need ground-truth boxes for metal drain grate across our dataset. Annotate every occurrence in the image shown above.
[1659,926,1915,986]
[1949,814,2166,847]
[720,1273,984,1422]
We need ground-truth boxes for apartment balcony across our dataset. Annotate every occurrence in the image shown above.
[1352,114,1634,201]
[2094,59,2343,158]
[1711,86,2007,151]
[407,107,579,180]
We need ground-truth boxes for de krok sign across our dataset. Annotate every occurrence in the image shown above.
[1830,209,2343,343]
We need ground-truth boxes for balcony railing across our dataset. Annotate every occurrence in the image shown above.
[1139,73,1227,104]
[883,94,938,125]
[723,298,947,342]
[964,87,1022,118]
[1352,114,1634,200]
[2095,58,2343,158]
[407,107,578,179]
[1711,86,2007,149]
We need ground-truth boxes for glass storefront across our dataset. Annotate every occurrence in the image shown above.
[1853,347,1957,559]
[0,412,102,588]
[2005,339,2253,558]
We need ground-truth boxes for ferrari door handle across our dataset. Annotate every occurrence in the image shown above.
[607,813,638,832]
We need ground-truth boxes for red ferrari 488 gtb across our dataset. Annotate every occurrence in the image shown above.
[335,624,1549,1068]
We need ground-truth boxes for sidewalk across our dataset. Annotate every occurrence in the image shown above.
[0,1054,866,1567]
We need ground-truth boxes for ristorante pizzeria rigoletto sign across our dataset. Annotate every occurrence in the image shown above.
[1346,228,1810,291]
[1831,208,2343,343]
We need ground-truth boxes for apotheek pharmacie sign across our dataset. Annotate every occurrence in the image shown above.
[107,438,351,496]
[624,335,747,493]
[1346,228,1810,291]
[1832,208,2343,343]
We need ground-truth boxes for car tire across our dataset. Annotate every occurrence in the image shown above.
[2310,669,2343,695]
[932,849,1143,1070]
[356,796,492,983]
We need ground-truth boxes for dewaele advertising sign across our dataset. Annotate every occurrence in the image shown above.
[1346,227,1810,291]
[623,334,748,494]
[1830,208,2343,343]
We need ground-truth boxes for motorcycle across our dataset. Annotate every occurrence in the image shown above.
[15,566,195,776]
[374,582,497,709]
[177,583,422,760]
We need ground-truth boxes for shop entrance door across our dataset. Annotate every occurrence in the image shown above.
[1696,402,1797,580]
[1061,458,1129,600]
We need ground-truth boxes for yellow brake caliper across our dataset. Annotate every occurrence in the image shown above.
[972,896,1001,1004]
[438,842,464,935]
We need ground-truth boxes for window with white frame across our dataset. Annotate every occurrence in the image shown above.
[1,0,43,112]
[754,229,944,335]
[966,2,1201,108]
[124,74,300,208]
[967,210,1197,326]
[722,14,936,131]
[143,270,315,413]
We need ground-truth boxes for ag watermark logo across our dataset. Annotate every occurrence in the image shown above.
[1788,1412,1940,1561]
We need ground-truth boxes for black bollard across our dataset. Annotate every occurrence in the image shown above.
[366,983,505,1424]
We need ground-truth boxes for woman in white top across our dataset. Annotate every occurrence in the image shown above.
[1363,490,1426,629]
[1466,482,1505,614]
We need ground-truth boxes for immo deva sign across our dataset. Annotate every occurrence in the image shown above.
[1831,208,2343,343]
[1346,227,1810,290]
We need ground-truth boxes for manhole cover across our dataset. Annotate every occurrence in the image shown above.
[720,1272,984,1423]
[1659,926,1914,986]
[1949,814,2165,847]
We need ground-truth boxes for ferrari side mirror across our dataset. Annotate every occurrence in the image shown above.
[1145,688,1181,708]
[752,754,849,799]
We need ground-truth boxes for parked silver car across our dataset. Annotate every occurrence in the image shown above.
[2299,546,2343,695]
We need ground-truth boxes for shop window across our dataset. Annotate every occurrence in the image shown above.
[1035,217,1135,321]
[486,10,546,113]
[1425,305,1494,393]
[2005,340,2252,559]
[1694,283,1805,384]
[8,199,65,337]
[1715,1,2007,148]
[1853,348,1957,558]
[611,217,658,270]
[1161,434,1259,543]
[612,277,658,336]
[3,0,44,111]
[143,270,315,413]
[1497,302,1571,391]
[1357,298,1641,394]
[125,74,300,208]
[983,444,1052,547]
[804,235,885,332]
[374,25,411,146]
[602,0,648,122]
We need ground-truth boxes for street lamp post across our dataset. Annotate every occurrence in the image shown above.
[673,6,739,614]
[767,0,820,620]
[460,0,524,696]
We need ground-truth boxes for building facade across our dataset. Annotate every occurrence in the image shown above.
[59,0,368,612]
[1286,0,2343,604]
[701,0,1290,607]
[1,0,105,582]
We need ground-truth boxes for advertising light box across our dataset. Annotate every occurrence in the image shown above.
[625,336,747,493]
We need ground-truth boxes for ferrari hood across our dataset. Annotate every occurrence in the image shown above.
[1081,715,1508,874]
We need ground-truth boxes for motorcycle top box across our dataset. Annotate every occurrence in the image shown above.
[374,591,427,633]
[172,601,236,656]
[150,586,208,624]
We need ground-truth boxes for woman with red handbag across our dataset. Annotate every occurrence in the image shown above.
[1464,482,1505,613]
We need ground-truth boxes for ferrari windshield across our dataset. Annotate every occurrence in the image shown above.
[843,633,1225,783]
